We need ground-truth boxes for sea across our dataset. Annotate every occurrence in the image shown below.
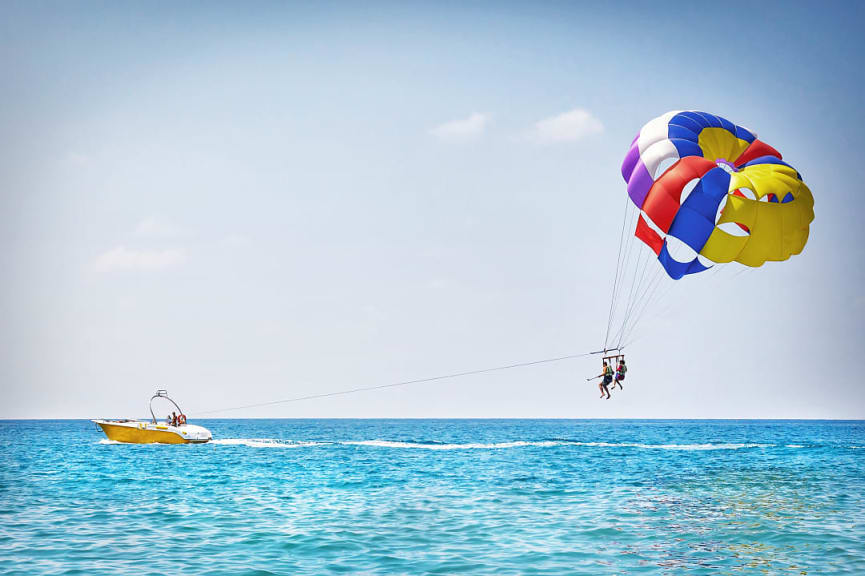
[1,419,863,575]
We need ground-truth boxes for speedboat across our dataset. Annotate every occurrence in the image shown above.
[93,390,212,444]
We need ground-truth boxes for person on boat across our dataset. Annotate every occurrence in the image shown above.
[598,361,613,399]
[166,414,172,425]
[170,411,178,426]
[613,358,627,390]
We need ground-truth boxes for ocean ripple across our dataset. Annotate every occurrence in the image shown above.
[1,419,863,575]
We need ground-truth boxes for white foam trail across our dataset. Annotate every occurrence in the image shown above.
[560,441,772,451]
[343,440,771,451]
[98,439,122,445]
[211,438,325,448]
[343,440,561,450]
[786,444,804,448]
[204,438,774,451]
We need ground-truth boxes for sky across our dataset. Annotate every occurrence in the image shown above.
[2,1,864,419]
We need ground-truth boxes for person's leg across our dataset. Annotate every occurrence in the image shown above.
[599,382,604,398]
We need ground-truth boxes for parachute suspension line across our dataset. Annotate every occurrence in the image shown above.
[617,266,659,349]
[628,276,680,347]
[619,204,641,310]
[617,204,640,294]
[630,264,664,326]
[619,239,660,349]
[622,263,754,349]
[613,202,639,302]
[614,241,652,347]
[611,237,642,346]
[606,213,636,349]
[192,352,595,416]
[615,259,654,350]
[608,197,635,348]
[730,265,755,280]
[623,261,754,350]
[620,267,666,348]
[603,194,634,350]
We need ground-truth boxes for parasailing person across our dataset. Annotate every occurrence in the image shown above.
[598,361,613,399]
[612,358,626,390]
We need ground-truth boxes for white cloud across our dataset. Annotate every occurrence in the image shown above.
[134,217,184,238]
[93,246,186,272]
[429,113,490,141]
[528,108,603,144]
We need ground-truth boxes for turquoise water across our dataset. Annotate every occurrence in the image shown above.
[1,419,864,575]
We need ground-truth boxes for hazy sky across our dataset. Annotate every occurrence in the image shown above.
[2,1,863,419]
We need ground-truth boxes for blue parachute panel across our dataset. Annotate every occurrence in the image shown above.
[668,124,699,142]
[670,138,703,159]
[668,207,715,253]
[669,112,705,134]
[734,125,756,143]
[682,167,731,221]
[658,243,710,280]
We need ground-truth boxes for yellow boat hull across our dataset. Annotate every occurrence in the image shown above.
[94,420,211,444]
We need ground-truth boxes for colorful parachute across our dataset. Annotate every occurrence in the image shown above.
[620,111,814,279]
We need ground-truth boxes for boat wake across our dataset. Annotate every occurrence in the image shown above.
[343,440,561,450]
[557,441,772,451]
[208,438,776,451]
[210,438,327,448]
[96,438,865,450]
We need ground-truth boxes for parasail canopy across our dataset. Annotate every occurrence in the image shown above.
[620,111,814,279]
